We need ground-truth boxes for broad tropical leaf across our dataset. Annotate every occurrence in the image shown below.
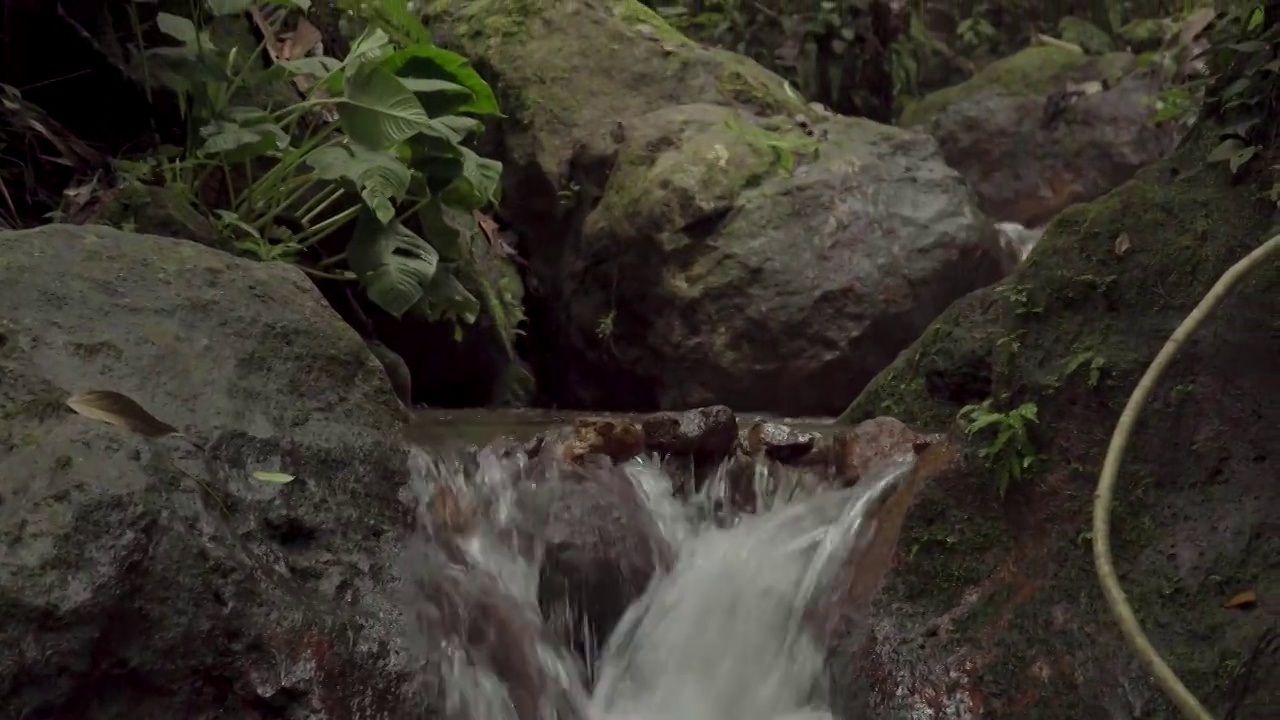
[305,143,411,223]
[412,265,480,323]
[348,210,440,317]
[395,77,478,117]
[338,64,433,149]
[379,45,501,116]
[440,146,499,207]
[345,27,394,71]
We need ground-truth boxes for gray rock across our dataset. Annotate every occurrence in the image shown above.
[0,225,422,719]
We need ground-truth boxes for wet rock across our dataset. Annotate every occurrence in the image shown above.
[0,225,425,719]
[830,417,930,487]
[429,1,1005,416]
[531,457,675,671]
[904,46,1178,226]
[641,404,738,459]
[539,418,647,465]
[743,421,819,463]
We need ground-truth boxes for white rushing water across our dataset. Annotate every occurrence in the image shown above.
[402,445,918,720]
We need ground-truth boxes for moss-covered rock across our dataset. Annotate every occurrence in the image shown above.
[1057,16,1116,55]
[829,125,1279,717]
[901,45,1135,127]
[1117,17,1175,52]
[428,0,1004,414]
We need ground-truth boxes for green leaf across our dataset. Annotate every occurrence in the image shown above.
[156,12,198,45]
[1228,145,1257,174]
[347,211,440,317]
[440,146,502,209]
[305,143,411,224]
[1207,137,1248,164]
[395,77,478,116]
[379,45,501,116]
[345,27,394,70]
[209,0,310,13]
[251,470,296,484]
[279,56,342,78]
[338,65,432,149]
[433,115,483,138]
[198,111,289,162]
[411,266,481,323]
[416,197,473,261]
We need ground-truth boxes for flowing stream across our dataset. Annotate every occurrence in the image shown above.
[400,424,919,720]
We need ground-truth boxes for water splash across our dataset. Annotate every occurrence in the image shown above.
[400,442,920,720]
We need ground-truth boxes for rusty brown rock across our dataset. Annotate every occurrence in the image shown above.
[538,418,647,465]
[830,416,931,486]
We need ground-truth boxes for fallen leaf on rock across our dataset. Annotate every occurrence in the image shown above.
[1224,590,1258,609]
[1114,232,1131,256]
[66,390,180,438]
[251,471,295,484]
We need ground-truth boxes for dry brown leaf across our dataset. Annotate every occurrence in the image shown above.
[1224,590,1258,609]
[66,390,180,439]
[473,210,528,267]
[282,17,322,60]
[1114,232,1131,256]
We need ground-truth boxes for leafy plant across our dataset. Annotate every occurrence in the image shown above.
[957,399,1042,498]
[1196,4,1278,195]
[122,0,522,348]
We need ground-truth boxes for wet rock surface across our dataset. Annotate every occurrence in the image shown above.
[0,225,422,719]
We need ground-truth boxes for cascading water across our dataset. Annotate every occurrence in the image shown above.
[400,441,920,720]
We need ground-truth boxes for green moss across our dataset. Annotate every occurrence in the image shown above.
[896,493,1005,611]
[901,45,1089,126]
[610,0,698,49]
[712,50,812,118]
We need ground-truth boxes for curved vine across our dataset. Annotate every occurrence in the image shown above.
[1092,232,1280,720]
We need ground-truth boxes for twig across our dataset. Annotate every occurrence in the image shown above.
[1094,232,1280,720]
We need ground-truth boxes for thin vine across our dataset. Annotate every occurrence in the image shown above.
[1093,232,1280,720]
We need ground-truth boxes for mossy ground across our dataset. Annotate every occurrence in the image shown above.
[839,124,1279,716]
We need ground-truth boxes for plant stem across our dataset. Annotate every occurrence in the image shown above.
[296,205,360,249]
[299,265,355,281]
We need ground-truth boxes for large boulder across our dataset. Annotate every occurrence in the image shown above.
[903,45,1178,226]
[0,225,424,718]
[430,0,1006,415]
[830,123,1279,717]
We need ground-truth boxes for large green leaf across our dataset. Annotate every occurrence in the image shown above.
[424,146,501,210]
[379,45,502,117]
[338,65,433,150]
[395,77,479,117]
[305,143,411,224]
[345,27,394,71]
[416,197,474,261]
[347,211,439,318]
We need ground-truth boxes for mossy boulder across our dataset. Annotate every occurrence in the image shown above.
[902,46,1176,226]
[1057,16,1116,55]
[1117,17,1175,52]
[828,126,1279,717]
[428,0,1005,414]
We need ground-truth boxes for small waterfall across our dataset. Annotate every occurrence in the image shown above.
[399,441,920,720]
